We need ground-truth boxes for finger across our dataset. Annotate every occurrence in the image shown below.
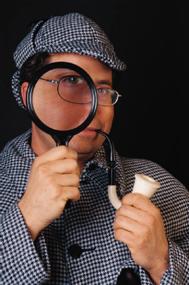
[114,228,134,245]
[59,186,80,202]
[116,205,152,225]
[34,145,78,165]
[113,214,144,234]
[55,173,80,187]
[47,159,80,175]
[122,193,157,213]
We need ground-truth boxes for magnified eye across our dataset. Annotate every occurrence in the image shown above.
[61,75,84,86]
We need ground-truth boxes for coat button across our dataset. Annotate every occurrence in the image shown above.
[68,244,96,259]
[116,268,141,285]
[68,244,83,259]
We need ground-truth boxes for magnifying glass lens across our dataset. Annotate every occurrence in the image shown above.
[32,68,92,131]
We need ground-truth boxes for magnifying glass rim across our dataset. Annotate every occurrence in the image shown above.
[26,61,98,138]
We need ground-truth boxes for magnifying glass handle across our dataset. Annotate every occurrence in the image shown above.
[51,134,73,209]
[52,134,73,146]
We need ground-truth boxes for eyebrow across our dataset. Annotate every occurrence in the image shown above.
[95,80,112,87]
[46,70,80,78]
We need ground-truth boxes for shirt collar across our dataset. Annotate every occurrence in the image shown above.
[2,129,127,197]
[81,144,127,197]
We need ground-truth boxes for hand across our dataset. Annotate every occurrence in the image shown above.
[18,146,80,240]
[113,193,169,284]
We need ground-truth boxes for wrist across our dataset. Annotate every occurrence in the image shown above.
[147,257,169,284]
[18,200,43,240]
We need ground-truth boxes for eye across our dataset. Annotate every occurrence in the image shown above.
[97,88,105,94]
[97,88,111,95]
[61,75,83,85]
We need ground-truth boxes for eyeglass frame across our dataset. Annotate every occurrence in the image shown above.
[40,77,122,106]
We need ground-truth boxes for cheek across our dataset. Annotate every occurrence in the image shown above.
[100,107,114,131]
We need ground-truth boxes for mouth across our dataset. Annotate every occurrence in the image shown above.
[78,127,101,138]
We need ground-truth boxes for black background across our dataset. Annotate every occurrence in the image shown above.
[0,1,188,188]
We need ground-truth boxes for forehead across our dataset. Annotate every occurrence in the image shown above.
[46,53,113,84]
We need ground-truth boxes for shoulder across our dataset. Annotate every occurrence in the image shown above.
[0,130,31,153]
[0,129,33,182]
[120,156,168,177]
[0,130,33,213]
[0,130,32,161]
[119,156,188,194]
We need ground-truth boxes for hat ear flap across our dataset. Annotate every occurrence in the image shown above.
[13,20,46,70]
[12,70,26,110]
[31,19,49,50]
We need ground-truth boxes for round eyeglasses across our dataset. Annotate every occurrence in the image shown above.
[40,75,122,106]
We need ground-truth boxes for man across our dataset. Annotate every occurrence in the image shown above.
[1,13,189,285]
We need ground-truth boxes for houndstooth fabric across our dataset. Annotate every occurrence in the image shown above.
[11,13,126,109]
[1,130,189,284]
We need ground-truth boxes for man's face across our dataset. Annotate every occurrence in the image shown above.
[30,53,114,160]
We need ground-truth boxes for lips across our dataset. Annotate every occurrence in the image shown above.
[79,127,101,137]
[85,127,100,132]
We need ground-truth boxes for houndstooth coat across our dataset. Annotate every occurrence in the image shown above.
[1,130,189,284]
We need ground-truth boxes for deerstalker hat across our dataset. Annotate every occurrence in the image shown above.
[12,13,126,109]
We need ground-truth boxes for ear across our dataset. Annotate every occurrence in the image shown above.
[20,82,29,107]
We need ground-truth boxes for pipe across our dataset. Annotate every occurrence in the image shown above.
[96,130,160,209]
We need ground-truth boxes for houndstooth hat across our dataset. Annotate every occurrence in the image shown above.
[12,13,127,109]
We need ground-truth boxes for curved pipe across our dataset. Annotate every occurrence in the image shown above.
[108,174,160,209]
[96,130,160,209]
[132,173,160,198]
[108,185,121,209]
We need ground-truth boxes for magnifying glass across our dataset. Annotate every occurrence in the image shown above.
[26,62,98,145]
